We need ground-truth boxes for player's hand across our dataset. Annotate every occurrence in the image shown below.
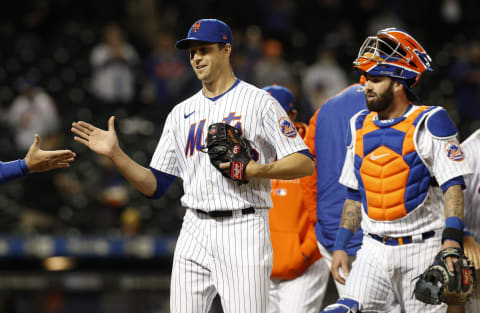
[441,239,462,272]
[72,116,119,159]
[331,249,350,285]
[463,235,480,270]
[25,134,76,173]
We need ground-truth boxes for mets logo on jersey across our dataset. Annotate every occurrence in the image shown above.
[278,117,297,138]
[444,140,465,162]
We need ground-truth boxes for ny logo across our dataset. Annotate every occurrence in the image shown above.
[222,34,228,40]
[192,22,202,32]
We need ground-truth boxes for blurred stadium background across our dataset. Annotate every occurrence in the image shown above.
[0,0,479,312]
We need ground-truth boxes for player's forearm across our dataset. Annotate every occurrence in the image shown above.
[111,147,156,197]
[247,152,314,179]
[339,199,362,233]
[442,185,465,248]
[444,185,464,220]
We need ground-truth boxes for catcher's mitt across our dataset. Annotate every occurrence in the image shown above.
[205,123,253,184]
[414,247,475,305]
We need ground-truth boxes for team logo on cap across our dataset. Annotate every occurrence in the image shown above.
[192,21,202,32]
[444,140,465,162]
[278,117,297,138]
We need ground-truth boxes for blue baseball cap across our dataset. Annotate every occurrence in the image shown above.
[176,19,233,49]
[263,85,295,112]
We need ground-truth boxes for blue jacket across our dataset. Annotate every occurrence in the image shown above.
[304,84,366,255]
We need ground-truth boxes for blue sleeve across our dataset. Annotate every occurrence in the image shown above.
[0,160,29,185]
[149,168,176,199]
[297,149,313,161]
[347,187,361,201]
[441,176,466,193]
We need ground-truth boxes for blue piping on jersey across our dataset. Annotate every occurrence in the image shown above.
[149,168,176,199]
[205,79,241,101]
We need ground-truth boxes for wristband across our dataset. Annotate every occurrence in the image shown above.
[443,216,464,246]
[442,228,463,247]
[334,227,354,251]
[445,216,464,231]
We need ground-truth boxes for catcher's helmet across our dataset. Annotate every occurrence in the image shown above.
[353,28,433,88]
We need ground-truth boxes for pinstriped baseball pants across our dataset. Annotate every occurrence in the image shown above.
[170,208,273,313]
[343,235,448,313]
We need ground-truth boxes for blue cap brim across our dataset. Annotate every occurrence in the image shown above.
[176,38,196,49]
[176,37,219,49]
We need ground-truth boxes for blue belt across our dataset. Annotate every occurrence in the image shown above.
[369,231,435,246]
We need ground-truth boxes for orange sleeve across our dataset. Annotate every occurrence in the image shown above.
[301,109,319,224]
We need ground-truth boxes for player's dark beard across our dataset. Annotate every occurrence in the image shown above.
[365,80,394,112]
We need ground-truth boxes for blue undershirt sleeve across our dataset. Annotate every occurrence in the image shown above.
[0,160,29,185]
[297,149,313,161]
[441,176,466,193]
[346,187,361,201]
[148,168,176,199]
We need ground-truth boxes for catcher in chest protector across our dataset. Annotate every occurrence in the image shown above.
[320,28,472,313]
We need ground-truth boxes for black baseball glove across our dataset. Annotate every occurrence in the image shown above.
[414,247,475,305]
[205,123,253,184]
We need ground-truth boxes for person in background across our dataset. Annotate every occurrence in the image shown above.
[6,78,61,152]
[264,85,328,313]
[90,24,139,117]
[303,79,366,301]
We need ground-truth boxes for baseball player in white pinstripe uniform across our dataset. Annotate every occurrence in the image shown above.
[320,28,471,313]
[462,129,480,313]
[71,19,314,313]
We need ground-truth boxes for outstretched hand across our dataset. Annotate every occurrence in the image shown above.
[25,134,76,173]
[71,116,119,158]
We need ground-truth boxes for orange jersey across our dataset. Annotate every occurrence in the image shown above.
[269,122,321,280]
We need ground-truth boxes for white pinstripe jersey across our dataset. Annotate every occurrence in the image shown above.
[339,105,472,238]
[462,129,480,241]
[150,80,308,211]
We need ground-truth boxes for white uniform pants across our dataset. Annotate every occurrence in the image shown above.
[170,208,273,313]
[343,235,447,313]
[268,257,329,313]
[317,242,351,297]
